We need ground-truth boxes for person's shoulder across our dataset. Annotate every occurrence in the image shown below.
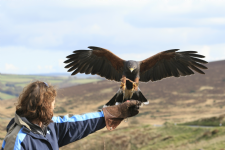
[3,125,27,149]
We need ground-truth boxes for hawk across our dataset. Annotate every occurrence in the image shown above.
[64,46,208,106]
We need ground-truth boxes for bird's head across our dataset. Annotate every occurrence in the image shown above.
[126,61,138,73]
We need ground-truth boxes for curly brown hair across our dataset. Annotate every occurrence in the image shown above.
[16,81,57,126]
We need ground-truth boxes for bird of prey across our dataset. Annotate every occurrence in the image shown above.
[64,46,208,106]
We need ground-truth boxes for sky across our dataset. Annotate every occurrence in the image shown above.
[0,0,225,75]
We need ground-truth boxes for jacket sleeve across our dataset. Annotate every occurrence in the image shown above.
[52,111,106,147]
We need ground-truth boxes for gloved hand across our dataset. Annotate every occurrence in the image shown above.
[102,100,141,131]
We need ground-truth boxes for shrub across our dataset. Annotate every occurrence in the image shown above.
[54,107,67,113]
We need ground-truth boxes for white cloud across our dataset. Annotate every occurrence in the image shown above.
[183,44,225,62]
[0,46,70,74]
[5,63,18,71]
[37,65,42,70]
[119,52,155,61]
[58,59,65,67]
[201,18,225,25]
[199,46,210,60]
[28,33,63,47]
[45,65,53,70]
[37,65,54,73]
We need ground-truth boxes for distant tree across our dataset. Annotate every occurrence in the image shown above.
[5,82,15,87]
[3,86,21,96]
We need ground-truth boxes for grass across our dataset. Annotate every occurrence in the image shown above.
[54,107,67,113]
[14,82,31,87]
[180,115,225,127]
[2,119,224,150]
[0,74,103,100]
[5,106,12,109]
[57,123,225,150]
[137,111,151,117]
[47,80,63,84]
[70,78,102,84]
[0,92,16,100]
[0,74,63,83]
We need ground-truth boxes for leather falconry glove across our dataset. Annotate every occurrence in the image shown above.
[102,100,141,131]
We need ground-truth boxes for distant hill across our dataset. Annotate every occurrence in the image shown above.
[58,59,225,102]
[28,72,102,78]
[0,74,103,100]
[56,59,225,124]
[180,114,225,126]
[1,60,225,124]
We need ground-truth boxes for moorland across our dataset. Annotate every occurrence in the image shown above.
[0,60,225,149]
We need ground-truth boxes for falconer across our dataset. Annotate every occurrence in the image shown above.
[1,81,140,150]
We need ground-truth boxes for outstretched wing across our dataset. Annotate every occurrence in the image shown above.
[64,46,125,81]
[140,49,208,82]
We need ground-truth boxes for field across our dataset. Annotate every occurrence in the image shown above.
[0,60,225,149]
[181,114,225,127]
[0,74,102,100]
[59,123,225,150]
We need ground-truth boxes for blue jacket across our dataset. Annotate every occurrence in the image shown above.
[1,111,105,150]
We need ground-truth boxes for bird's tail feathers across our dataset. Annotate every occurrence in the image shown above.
[105,89,148,106]
[105,90,123,106]
[131,91,148,103]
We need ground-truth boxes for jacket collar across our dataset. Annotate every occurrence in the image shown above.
[7,112,47,137]
[14,113,31,130]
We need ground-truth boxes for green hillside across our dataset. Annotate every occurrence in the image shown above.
[59,122,225,150]
[0,74,102,100]
[180,114,225,127]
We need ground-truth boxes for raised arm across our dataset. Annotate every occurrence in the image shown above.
[52,111,105,147]
[51,100,141,147]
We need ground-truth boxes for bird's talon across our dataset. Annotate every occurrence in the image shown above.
[132,82,139,91]
[120,82,126,91]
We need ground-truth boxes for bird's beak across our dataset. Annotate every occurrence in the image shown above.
[130,68,134,72]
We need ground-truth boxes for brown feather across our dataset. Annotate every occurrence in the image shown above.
[191,57,208,64]
[191,61,208,69]
[140,50,176,73]
[189,65,205,74]
[90,46,124,71]
[64,46,125,82]
[139,49,207,82]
